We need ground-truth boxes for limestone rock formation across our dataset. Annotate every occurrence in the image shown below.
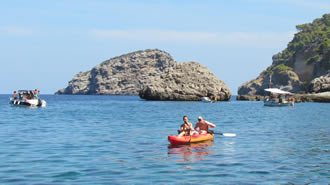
[238,13,330,96]
[56,49,175,95]
[309,72,330,93]
[139,62,231,101]
[56,49,231,101]
[238,68,304,96]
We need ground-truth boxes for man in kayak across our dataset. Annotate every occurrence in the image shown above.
[195,116,216,134]
[178,115,195,137]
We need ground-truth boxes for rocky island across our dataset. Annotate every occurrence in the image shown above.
[56,49,231,101]
[237,13,330,102]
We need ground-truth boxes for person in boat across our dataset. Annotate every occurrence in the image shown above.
[270,93,275,99]
[278,94,282,103]
[34,89,39,98]
[23,91,29,99]
[29,90,34,99]
[12,91,17,99]
[210,95,214,103]
[18,92,23,100]
[195,116,216,134]
[287,95,295,102]
[178,115,195,137]
[25,91,29,99]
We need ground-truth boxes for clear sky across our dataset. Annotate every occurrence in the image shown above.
[1,0,329,94]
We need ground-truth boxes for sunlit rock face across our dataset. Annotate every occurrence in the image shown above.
[56,49,231,101]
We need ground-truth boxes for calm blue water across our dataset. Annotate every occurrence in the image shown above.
[0,95,329,184]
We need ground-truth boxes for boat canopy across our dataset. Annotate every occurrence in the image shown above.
[264,88,293,95]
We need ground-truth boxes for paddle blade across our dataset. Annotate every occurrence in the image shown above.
[222,133,236,137]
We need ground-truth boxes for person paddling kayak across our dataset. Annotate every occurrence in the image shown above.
[195,116,216,134]
[178,115,195,137]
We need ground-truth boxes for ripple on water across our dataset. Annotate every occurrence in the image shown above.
[0,95,329,184]
[52,171,82,179]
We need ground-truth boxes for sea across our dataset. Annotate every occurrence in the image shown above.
[0,94,329,184]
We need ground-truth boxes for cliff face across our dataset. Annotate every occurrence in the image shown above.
[238,13,330,95]
[56,49,231,101]
[310,73,330,93]
[238,67,303,95]
[139,62,231,101]
[56,49,175,95]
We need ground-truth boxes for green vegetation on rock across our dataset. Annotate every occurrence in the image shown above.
[274,64,293,71]
[262,66,273,76]
[273,13,330,72]
[261,64,293,76]
[239,13,330,96]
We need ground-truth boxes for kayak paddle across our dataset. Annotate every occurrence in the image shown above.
[215,132,236,137]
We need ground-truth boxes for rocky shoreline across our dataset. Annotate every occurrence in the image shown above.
[237,92,330,103]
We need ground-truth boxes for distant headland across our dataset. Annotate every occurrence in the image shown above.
[237,13,330,102]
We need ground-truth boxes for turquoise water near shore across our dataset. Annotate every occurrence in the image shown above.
[0,95,329,184]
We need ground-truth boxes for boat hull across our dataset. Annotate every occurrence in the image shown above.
[264,99,294,107]
[168,133,214,145]
[10,98,46,107]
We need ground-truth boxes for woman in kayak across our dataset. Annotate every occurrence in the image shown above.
[178,115,195,137]
[195,116,216,134]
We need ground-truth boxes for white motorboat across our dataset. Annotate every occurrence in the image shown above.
[201,97,213,103]
[9,90,46,107]
[264,88,295,107]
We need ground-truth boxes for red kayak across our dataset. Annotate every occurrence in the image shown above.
[168,133,214,145]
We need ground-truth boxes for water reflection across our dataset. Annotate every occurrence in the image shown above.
[168,140,214,163]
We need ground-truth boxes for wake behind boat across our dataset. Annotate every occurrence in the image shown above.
[264,88,295,107]
[10,90,46,107]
